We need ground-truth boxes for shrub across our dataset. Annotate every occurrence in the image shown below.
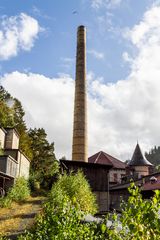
[16,172,100,240]
[17,180,160,239]
[49,171,97,214]
[0,236,8,240]
[28,172,41,192]
[17,192,103,240]
[105,183,160,240]
[0,177,30,208]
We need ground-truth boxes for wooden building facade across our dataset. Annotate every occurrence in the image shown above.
[60,159,112,212]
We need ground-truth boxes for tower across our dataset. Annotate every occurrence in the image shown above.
[128,143,152,178]
[72,25,88,162]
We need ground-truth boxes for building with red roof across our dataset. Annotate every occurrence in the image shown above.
[88,151,126,185]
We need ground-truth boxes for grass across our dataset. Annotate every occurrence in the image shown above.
[0,195,46,238]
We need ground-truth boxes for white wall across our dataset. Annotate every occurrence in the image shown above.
[16,151,30,179]
[0,128,5,149]
[109,169,126,183]
[5,129,19,149]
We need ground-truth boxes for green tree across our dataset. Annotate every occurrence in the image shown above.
[0,87,14,127]
[28,128,58,188]
[0,86,11,101]
[12,99,32,159]
[0,87,32,158]
[145,146,160,167]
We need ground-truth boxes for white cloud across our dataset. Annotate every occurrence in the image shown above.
[91,0,123,9]
[1,71,74,159]
[125,5,160,48]
[88,49,104,59]
[0,13,41,60]
[1,4,160,161]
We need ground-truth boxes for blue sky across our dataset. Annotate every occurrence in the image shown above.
[1,0,160,160]
[0,0,152,81]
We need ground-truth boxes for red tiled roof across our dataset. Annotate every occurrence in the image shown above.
[88,151,126,169]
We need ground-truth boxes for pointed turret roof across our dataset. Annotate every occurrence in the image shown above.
[128,143,152,166]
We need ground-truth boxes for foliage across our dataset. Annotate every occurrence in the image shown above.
[0,87,58,189]
[13,98,33,159]
[17,197,96,240]
[15,182,160,240]
[0,86,14,127]
[0,236,7,240]
[28,128,58,188]
[50,171,97,214]
[105,183,160,240]
[17,172,102,240]
[145,145,160,167]
[0,177,30,208]
[0,87,32,158]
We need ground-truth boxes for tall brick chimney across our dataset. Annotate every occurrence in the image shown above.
[72,25,88,162]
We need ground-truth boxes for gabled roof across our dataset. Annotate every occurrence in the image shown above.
[128,143,152,166]
[88,151,126,169]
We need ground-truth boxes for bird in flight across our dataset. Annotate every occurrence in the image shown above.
[72,11,78,14]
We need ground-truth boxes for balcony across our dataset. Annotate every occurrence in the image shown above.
[0,155,18,178]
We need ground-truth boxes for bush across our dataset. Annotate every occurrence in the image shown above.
[16,172,101,240]
[28,172,41,192]
[105,183,160,239]
[17,192,103,240]
[49,171,97,214]
[17,180,160,240]
[29,160,60,191]
[0,177,30,208]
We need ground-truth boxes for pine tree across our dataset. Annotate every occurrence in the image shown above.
[28,128,59,187]
[145,146,160,167]
[0,87,32,158]
[12,98,32,159]
[0,86,14,127]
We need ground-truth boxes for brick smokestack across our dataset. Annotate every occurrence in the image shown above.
[72,25,88,162]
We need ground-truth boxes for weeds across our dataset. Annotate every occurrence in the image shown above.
[0,177,30,208]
